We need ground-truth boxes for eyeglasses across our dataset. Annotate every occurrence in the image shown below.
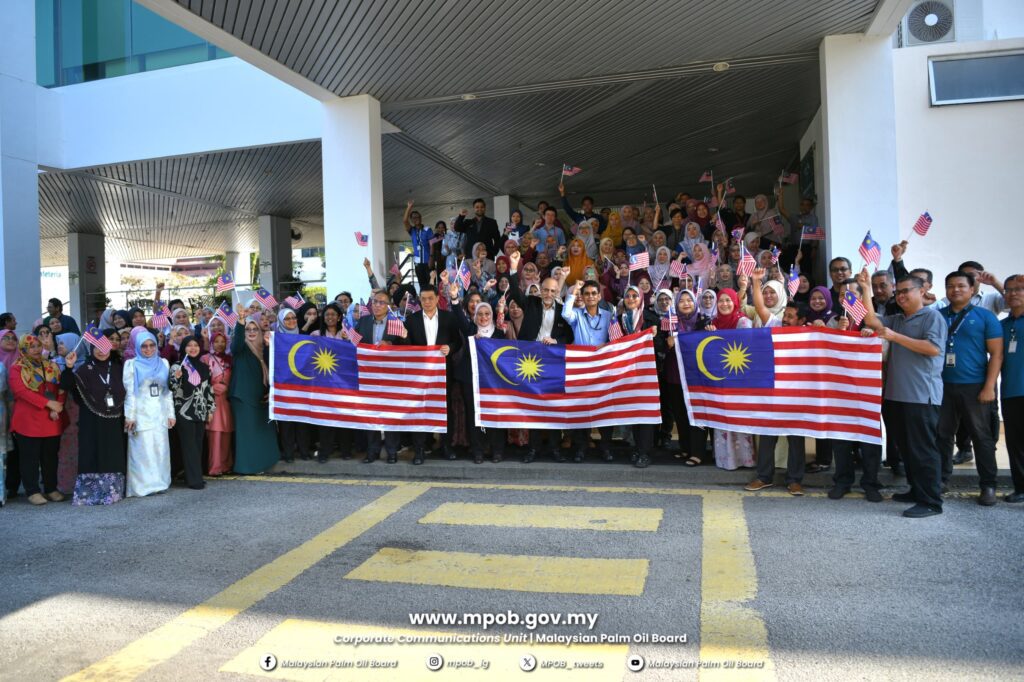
[894,287,920,296]
[830,266,851,273]
[624,293,640,298]
[1004,287,1024,294]
[371,300,389,306]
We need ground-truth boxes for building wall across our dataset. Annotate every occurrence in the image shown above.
[892,36,1024,285]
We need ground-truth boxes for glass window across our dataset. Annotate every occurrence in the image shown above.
[929,51,1024,106]
[35,0,231,88]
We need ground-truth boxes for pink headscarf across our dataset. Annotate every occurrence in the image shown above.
[0,330,19,373]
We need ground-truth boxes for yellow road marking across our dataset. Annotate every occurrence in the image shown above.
[346,548,649,596]
[236,474,821,498]
[62,484,430,682]
[221,617,628,680]
[699,492,776,680]
[418,501,663,531]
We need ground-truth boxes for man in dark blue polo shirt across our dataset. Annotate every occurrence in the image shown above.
[935,271,1003,506]
[1000,274,1024,503]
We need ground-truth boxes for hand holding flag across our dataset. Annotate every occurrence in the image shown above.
[216,301,239,327]
[842,290,867,325]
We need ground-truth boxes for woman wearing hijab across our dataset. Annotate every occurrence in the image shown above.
[609,285,661,467]
[450,296,507,463]
[170,336,215,490]
[201,332,234,475]
[575,220,599,259]
[677,222,705,262]
[54,332,86,494]
[10,335,67,505]
[161,324,190,364]
[112,310,131,330]
[805,286,836,326]
[123,331,173,497]
[274,308,312,462]
[311,304,352,462]
[704,288,756,470]
[564,238,594,286]
[663,289,712,466]
[646,247,674,292]
[693,201,712,239]
[99,308,117,332]
[230,308,280,474]
[744,277,787,327]
[127,307,148,328]
[602,211,624,247]
[58,337,127,503]
[297,303,320,335]
[713,263,736,291]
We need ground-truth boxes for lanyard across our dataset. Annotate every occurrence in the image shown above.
[946,305,973,349]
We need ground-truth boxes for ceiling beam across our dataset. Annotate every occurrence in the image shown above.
[864,0,915,37]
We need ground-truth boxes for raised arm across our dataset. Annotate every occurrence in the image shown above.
[750,268,772,325]
[402,199,414,231]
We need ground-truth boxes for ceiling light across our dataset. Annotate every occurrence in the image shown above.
[460,94,477,100]
[712,62,730,72]
[707,147,719,153]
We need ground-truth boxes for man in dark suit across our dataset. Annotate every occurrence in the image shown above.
[506,251,574,463]
[356,289,407,463]
[453,198,501,259]
[402,285,463,464]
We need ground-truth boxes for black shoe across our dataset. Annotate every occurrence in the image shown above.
[601,449,614,462]
[387,454,398,464]
[892,491,915,503]
[864,488,883,503]
[806,463,830,474]
[630,451,639,464]
[473,453,484,464]
[573,450,585,463]
[827,487,849,500]
[188,483,205,490]
[978,487,997,506]
[633,453,650,468]
[316,455,328,464]
[903,504,942,518]
[361,454,377,463]
[413,449,425,465]
[522,449,536,464]
[446,450,458,461]
[1005,491,1024,503]
[492,453,503,463]
[554,450,567,463]
[952,449,974,465]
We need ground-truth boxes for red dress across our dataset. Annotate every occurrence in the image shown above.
[202,354,234,475]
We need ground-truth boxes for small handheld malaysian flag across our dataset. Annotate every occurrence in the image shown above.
[858,230,881,267]
[253,287,278,309]
[737,244,757,277]
[695,276,705,299]
[724,178,736,195]
[354,231,369,247]
[801,225,825,241]
[342,319,362,345]
[842,290,867,325]
[731,228,744,244]
[183,357,201,387]
[669,260,685,279]
[660,312,678,332]
[215,271,235,294]
[457,260,473,289]
[912,211,933,237]
[83,325,112,355]
[283,291,305,310]
[779,172,799,185]
[216,301,238,327]
[386,312,407,339]
[770,246,781,264]
[787,268,801,297]
[629,251,650,272]
[699,170,713,183]
[357,298,370,316]
[608,318,624,341]
[151,302,171,329]
[562,164,582,177]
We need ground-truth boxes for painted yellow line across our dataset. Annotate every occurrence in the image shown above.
[346,548,649,596]
[699,492,776,680]
[221,617,628,680]
[62,484,430,682]
[233,474,822,498]
[418,501,663,532]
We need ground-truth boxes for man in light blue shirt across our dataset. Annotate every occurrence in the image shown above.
[562,280,614,462]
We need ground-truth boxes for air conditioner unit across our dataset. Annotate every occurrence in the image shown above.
[903,0,956,46]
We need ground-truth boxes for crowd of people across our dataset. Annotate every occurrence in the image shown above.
[1,184,1021,519]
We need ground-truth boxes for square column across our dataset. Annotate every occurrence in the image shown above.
[257,216,292,298]
[819,35,899,275]
[67,233,106,325]
[322,95,384,300]
[492,195,511,227]
[0,0,41,333]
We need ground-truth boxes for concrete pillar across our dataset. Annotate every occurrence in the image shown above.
[322,95,385,300]
[224,250,251,286]
[257,216,292,298]
[67,233,106,326]
[819,35,899,280]
[0,0,41,334]
[492,195,511,228]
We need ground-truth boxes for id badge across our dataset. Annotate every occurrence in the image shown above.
[149,384,160,397]
[104,391,115,408]
[1010,340,1018,354]
[945,353,956,368]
